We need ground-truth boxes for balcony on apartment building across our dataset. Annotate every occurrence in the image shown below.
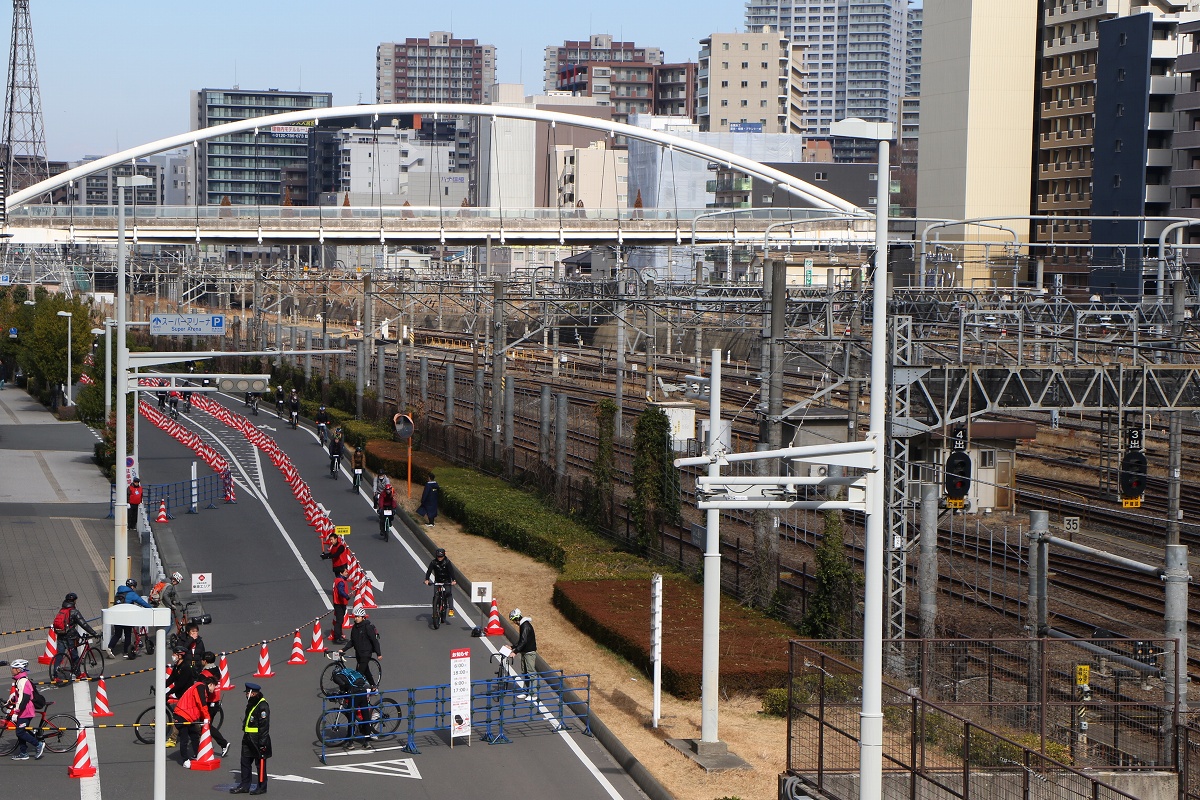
[1147,148,1173,168]
[1040,96,1094,118]
[1174,129,1200,149]
[1045,31,1098,56]
[1170,168,1200,187]
[1046,0,1113,23]
[1040,129,1094,147]
[1146,184,1172,204]
[1036,191,1094,210]
[1149,111,1175,130]
[1177,50,1200,74]
[1038,160,1093,179]
[706,177,753,193]
[1042,64,1097,88]
[1176,90,1200,113]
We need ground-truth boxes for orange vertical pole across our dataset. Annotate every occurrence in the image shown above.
[407,440,413,499]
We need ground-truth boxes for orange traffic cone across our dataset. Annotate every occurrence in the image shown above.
[67,729,97,778]
[342,609,354,631]
[306,619,324,653]
[252,641,275,678]
[155,499,169,523]
[217,652,234,691]
[187,722,221,770]
[91,676,113,718]
[287,630,307,665]
[484,599,505,636]
[38,627,58,665]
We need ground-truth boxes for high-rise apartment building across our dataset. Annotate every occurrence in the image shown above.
[189,88,332,206]
[653,63,698,119]
[745,0,913,135]
[697,30,805,133]
[545,35,668,124]
[376,32,497,104]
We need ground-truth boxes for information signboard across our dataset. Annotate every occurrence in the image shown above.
[449,647,471,743]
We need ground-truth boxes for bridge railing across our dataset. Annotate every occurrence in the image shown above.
[8,204,859,224]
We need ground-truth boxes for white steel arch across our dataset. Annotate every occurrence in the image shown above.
[7,103,868,216]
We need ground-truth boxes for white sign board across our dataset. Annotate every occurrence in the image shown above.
[191,572,212,594]
[449,647,471,742]
[150,314,226,336]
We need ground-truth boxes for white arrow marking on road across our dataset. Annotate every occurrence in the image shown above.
[315,758,422,779]
[366,570,385,590]
[267,774,324,784]
[257,424,277,431]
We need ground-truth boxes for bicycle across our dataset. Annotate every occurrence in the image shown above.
[329,454,341,480]
[0,701,80,756]
[50,636,105,685]
[129,624,153,658]
[248,394,259,416]
[317,422,328,447]
[377,506,393,540]
[168,400,180,420]
[430,582,453,630]
[276,398,285,419]
[134,684,224,745]
[167,601,212,652]
[316,653,401,747]
[289,409,299,430]
[319,650,382,698]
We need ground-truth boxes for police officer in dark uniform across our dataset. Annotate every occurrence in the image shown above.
[229,682,271,795]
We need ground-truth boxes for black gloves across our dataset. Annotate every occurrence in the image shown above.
[320,553,332,560]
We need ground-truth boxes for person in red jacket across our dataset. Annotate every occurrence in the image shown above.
[174,671,217,767]
[127,477,143,529]
[320,532,350,573]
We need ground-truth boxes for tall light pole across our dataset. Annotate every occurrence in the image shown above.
[113,174,153,591]
[56,311,73,405]
[93,321,111,421]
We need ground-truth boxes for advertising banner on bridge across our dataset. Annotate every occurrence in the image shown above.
[449,647,471,743]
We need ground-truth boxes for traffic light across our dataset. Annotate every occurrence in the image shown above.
[1118,450,1147,500]
[944,451,972,500]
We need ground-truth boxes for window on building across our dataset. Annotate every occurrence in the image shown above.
[761,62,769,68]
[721,80,728,87]
[761,81,769,88]
[1115,139,1122,152]
[722,61,729,69]
[742,42,749,51]
[721,99,729,106]
[740,99,748,107]
[741,62,749,69]
[1113,175,1121,188]
[722,42,729,50]
[760,100,767,107]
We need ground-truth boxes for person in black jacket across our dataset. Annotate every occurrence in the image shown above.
[510,609,539,701]
[229,683,270,795]
[53,593,99,669]
[339,606,381,689]
[416,475,439,526]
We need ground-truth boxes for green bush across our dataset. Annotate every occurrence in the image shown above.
[761,688,789,717]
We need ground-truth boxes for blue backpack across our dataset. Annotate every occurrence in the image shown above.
[340,667,368,692]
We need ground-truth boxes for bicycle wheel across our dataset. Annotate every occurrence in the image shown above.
[373,698,403,738]
[134,706,156,744]
[365,657,382,688]
[49,653,73,685]
[43,714,80,753]
[319,663,341,698]
[81,647,104,679]
[0,721,17,756]
[316,709,352,746]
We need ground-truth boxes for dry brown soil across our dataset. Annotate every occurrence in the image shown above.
[402,495,786,800]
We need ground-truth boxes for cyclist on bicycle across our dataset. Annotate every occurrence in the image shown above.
[339,606,381,689]
[423,548,456,621]
[157,389,167,410]
[288,391,301,428]
[315,405,331,443]
[376,482,397,539]
[6,660,43,760]
[107,579,153,660]
[328,427,344,479]
[372,471,391,509]
[154,571,187,633]
[167,390,181,416]
[351,446,366,490]
[52,593,98,668]
[327,654,373,749]
[275,386,286,418]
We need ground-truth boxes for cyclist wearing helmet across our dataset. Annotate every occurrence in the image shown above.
[372,470,390,509]
[423,548,455,587]
[107,579,153,660]
[339,605,381,689]
[315,405,331,445]
[161,571,186,631]
[6,659,43,760]
[510,609,539,692]
[162,646,194,749]
[53,593,98,666]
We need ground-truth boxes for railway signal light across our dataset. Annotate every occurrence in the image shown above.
[1118,450,1147,500]
[944,451,972,501]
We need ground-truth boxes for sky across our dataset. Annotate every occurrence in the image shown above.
[7,0,758,162]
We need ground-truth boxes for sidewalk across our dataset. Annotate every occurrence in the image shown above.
[0,386,113,658]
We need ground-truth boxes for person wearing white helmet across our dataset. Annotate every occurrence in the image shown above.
[5,659,43,760]
[339,605,381,689]
[510,609,539,701]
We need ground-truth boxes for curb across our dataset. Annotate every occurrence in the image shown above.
[397,509,676,800]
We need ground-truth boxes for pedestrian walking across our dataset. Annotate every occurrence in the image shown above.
[417,475,439,527]
[229,683,271,795]
[107,579,152,659]
[174,672,217,767]
[127,477,143,530]
[340,606,381,688]
[509,609,539,700]
[5,660,43,760]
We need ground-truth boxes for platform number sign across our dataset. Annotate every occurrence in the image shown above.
[1126,428,1143,451]
[1063,517,1080,535]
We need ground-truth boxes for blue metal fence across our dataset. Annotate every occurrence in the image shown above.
[316,670,591,763]
[108,474,223,519]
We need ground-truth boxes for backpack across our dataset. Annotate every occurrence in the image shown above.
[52,607,71,633]
[30,682,47,710]
[340,667,368,692]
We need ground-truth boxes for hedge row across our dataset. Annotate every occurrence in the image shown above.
[553,578,792,700]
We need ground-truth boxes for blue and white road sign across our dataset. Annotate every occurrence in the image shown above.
[0,274,11,286]
[149,314,226,336]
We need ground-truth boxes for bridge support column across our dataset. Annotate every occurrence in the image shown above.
[918,482,939,640]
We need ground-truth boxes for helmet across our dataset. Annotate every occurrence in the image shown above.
[319,405,326,411]
[172,646,187,656]
[63,592,78,605]
[352,605,366,617]
[170,571,183,583]
[509,608,522,622]
[10,659,29,671]
[435,548,446,558]
[125,579,137,589]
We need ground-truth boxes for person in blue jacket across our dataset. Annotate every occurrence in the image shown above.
[107,579,153,659]
[417,475,439,527]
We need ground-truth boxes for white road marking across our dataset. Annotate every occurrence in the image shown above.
[365,570,385,590]
[267,774,324,784]
[317,743,411,758]
[315,757,421,779]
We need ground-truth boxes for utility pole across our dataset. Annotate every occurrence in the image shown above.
[1167,278,1184,546]
[2,0,48,194]
[491,278,505,461]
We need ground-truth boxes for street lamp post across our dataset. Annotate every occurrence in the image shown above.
[56,311,73,405]
[113,174,153,592]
